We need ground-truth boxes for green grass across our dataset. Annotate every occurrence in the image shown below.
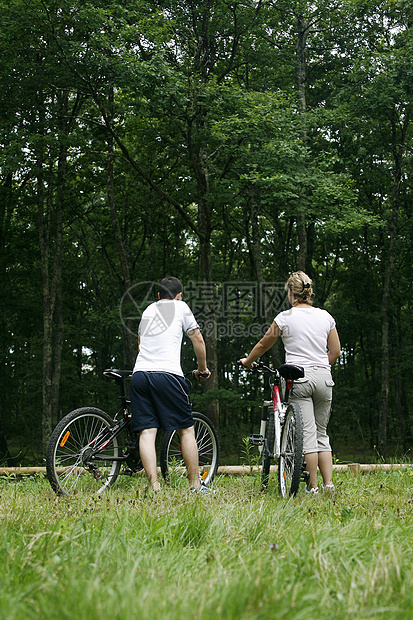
[1,468,413,619]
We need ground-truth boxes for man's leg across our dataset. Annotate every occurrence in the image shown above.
[139,428,161,491]
[177,426,200,489]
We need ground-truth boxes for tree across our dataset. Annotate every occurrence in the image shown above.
[333,0,413,455]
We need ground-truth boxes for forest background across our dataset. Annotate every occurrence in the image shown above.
[0,0,412,466]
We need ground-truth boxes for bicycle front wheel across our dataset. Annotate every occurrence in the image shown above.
[278,402,303,497]
[160,412,219,486]
[261,413,275,491]
[46,407,122,496]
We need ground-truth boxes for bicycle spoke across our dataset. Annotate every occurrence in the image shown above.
[46,408,123,496]
[160,412,219,486]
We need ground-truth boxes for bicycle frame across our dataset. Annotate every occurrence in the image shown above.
[259,372,286,460]
[271,382,283,459]
[93,368,206,464]
[90,416,130,463]
[79,370,133,467]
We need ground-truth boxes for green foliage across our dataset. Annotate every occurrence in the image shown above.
[0,0,412,459]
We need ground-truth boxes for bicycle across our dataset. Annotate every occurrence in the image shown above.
[46,369,219,496]
[245,361,309,497]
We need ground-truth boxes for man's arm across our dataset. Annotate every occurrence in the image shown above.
[187,328,211,380]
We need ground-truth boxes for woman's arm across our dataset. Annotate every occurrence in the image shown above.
[240,321,281,368]
[327,327,341,365]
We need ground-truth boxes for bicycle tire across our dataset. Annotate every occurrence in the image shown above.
[46,407,122,496]
[261,412,275,491]
[278,402,303,497]
[160,412,219,486]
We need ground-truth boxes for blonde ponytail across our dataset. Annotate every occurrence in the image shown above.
[285,271,313,305]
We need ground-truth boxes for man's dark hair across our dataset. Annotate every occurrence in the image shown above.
[158,276,183,300]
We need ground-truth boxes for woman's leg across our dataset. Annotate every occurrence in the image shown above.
[318,451,333,486]
[305,451,333,488]
[312,368,334,487]
[290,375,318,489]
[304,452,319,489]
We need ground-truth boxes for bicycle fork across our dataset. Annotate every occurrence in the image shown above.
[249,401,270,452]
[249,401,282,458]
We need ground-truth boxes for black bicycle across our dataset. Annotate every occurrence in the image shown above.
[46,369,219,496]
[246,361,309,497]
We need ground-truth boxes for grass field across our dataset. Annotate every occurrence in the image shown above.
[1,467,413,619]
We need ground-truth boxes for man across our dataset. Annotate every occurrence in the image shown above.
[130,276,211,492]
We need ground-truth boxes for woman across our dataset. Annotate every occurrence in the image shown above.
[240,271,341,494]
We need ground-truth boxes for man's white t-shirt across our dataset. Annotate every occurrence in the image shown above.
[133,300,199,376]
[274,307,336,368]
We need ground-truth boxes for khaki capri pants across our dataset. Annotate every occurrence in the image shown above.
[289,366,335,454]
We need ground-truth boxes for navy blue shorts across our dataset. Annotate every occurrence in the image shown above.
[130,371,194,432]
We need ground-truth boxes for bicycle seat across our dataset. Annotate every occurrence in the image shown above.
[103,369,133,382]
[278,364,304,381]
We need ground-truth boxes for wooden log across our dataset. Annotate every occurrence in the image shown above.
[0,467,48,475]
[217,465,277,475]
[354,463,405,473]
[0,463,410,476]
[215,463,410,475]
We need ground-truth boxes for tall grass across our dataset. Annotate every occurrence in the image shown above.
[1,467,413,619]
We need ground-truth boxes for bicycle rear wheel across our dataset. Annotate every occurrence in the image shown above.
[261,413,275,491]
[46,407,122,496]
[278,402,303,497]
[160,412,219,486]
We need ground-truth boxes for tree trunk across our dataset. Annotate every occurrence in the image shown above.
[393,336,412,451]
[38,165,64,452]
[107,85,137,367]
[295,13,309,272]
[0,174,13,463]
[250,193,282,368]
[379,283,391,456]
[38,94,67,452]
[296,210,307,272]
[378,120,405,455]
[198,194,219,428]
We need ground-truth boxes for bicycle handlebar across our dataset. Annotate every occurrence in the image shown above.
[238,360,277,374]
[185,369,210,380]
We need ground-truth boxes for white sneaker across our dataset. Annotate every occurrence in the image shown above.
[191,483,216,495]
[304,486,319,494]
[321,484,335,492]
